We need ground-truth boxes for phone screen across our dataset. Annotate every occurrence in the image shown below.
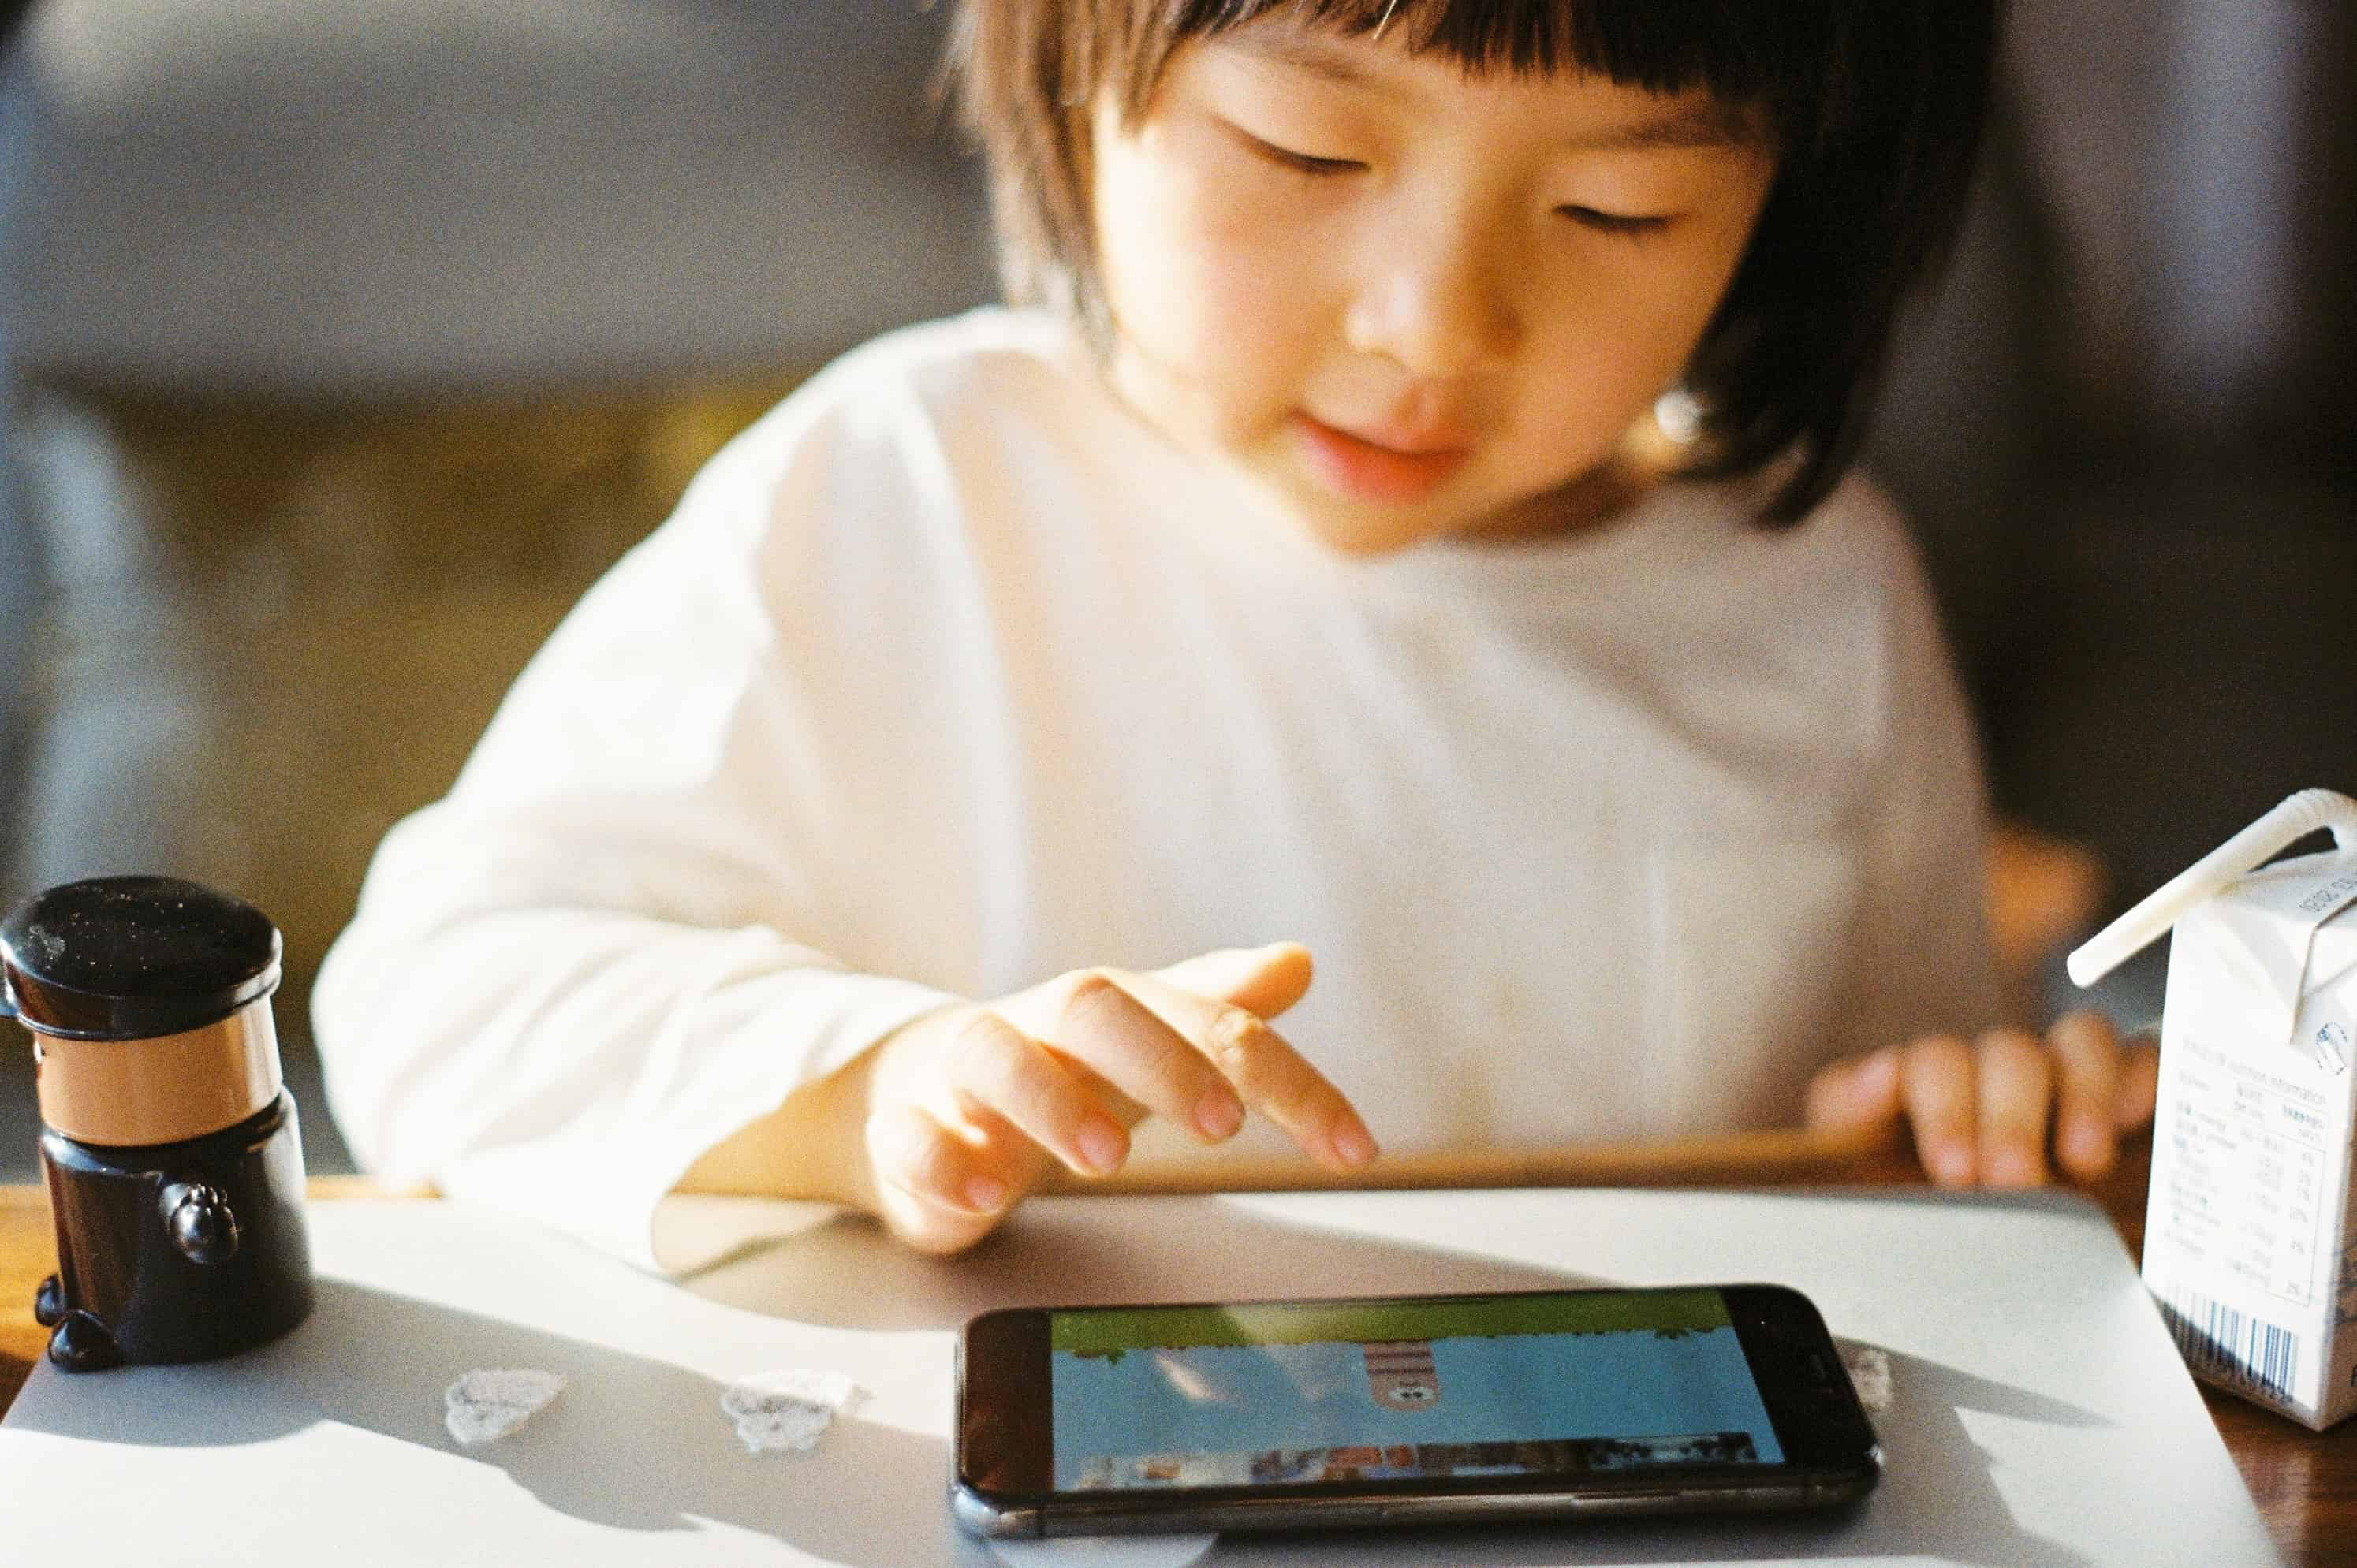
[1045,1288,1782,1492]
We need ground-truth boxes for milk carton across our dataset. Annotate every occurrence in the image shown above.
[2070,788,2357,1428]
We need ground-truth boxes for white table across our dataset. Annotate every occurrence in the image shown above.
[0,1186,2279,1566]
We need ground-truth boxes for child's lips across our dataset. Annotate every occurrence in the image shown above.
[1290,413,1471,504]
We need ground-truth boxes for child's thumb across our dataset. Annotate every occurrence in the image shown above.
[1150,942,1315,1019]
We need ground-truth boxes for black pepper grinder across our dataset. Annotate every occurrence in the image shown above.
[1,876,314,1372]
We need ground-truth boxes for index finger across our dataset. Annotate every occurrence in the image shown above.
[1111,968,1378,1173]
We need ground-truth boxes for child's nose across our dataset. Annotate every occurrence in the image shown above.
[1343,226,1519,378]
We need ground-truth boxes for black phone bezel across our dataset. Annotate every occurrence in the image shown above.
[956,1283,1878,1522]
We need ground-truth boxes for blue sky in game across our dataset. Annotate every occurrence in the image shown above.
[1050,1324,1781,1477]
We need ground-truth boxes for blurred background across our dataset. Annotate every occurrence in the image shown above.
[0,1,2350,1180]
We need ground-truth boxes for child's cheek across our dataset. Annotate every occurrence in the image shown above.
[1095,111,1328,446]
[1145,212,1313,434]
[1189,188,1337,423]
[1198,188,1314,307]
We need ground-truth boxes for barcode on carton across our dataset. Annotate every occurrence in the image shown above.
[2160,1284,2302,1404]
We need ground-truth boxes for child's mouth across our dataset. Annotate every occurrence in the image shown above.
[1290,414,1471,504]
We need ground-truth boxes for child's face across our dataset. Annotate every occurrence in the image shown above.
[1091,20,1777,554]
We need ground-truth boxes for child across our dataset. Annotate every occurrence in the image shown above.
[315,0,2157,1269]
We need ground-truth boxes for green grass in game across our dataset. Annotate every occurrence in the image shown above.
[1051,1289,1731,1360]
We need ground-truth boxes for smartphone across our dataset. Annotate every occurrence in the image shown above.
[953,1283,1880,1539]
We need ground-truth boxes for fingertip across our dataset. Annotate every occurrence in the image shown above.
[1926,1142,1975,1186]
[883,1196,995,1255]
[2059,1121,2115,1179]
[1180,942,1314,1019]
[1330,1119,1378,1170]
[1983,1145,2044,1187]
[1196,1086,1244,1142]
[1811,1049,1898,1131]
[1255,942,1315,1007]
[2049,1008,2114,1047]
[2116,1047,2161,1127]
[1075,1117,1128,1177]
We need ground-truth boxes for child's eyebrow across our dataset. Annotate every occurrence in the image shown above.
[1222,28,1762,151]
[1564,102,1763,152]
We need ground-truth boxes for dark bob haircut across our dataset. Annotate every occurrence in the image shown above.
[946,0,2002,527]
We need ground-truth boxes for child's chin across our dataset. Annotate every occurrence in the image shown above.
[1248,485,1425,556]
[1229,456,1466,556]
[1299,512,1438,557]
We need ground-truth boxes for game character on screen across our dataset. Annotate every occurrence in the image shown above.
[1363,1340,1442,1410]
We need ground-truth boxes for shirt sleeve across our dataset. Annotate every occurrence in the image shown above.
[311,391,961,1274]
[1838,488,2004,1057]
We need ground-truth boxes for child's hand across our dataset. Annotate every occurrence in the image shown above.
[860,942,1376,1252]
[1803,1011,2160,1186]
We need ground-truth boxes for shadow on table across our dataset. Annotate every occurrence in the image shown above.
[683,1190,1613,1333]
[8,1277,939,1566]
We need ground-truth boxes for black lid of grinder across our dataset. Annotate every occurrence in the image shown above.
[0,876,282,1041]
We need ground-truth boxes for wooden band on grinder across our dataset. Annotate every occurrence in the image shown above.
[31,1001,283,1148]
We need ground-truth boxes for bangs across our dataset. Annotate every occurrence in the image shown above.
[1142,0,1841,142]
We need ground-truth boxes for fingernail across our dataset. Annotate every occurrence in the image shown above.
[1331,1122,1378,1168]
[1932,1145,1973,1185]
[1988,1149,2037,1186]
[1197,1089,1244,1140]
[1077,1119,1126,1175]
[964,1175,1009,1212]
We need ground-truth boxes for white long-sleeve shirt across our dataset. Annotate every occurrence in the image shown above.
[314,307,1996,1270]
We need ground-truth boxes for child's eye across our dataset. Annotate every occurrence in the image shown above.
[1557,206,1672,239]
[1270,146,1361,177]
[1236,128,1363,177]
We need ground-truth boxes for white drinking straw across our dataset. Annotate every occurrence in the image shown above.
[2067,788,2357,989]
